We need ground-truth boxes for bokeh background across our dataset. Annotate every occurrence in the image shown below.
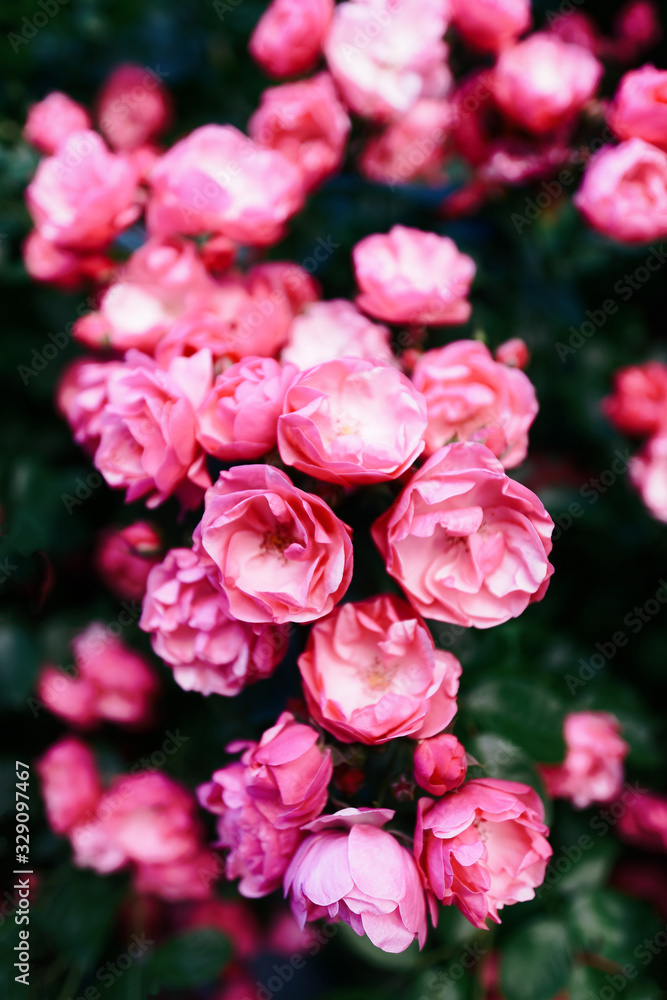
[1,0,667,997]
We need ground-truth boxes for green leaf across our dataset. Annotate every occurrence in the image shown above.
[500,918,572,1000]
[567,890,660,966]
[570,966,664,1000]
[0,624,40,710]
[146,928,230,992]
[465,679,566,762]
[43,868,125,969]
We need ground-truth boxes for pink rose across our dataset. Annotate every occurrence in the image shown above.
[140,547,287,697]
[285,808,428,953]
[548,11,601,52]
[325,0,450,121]
[281,300,394,370]
[495,338,529,369]
[618,790,667,853]
[203,712,332,829]
[249,74,350,193]
[414,734,468,795]
[24,92,91,153]
[134,847,220,901]
[298,595,461,744]
[73,236,212,353]
[155,263,318,366]
[630,433,667,523]
[415,778,552,927]
[603,362,667,436]
[353,226,476,325]
[539,712,629,809]
[277,358,427,486]
[36,738,102,834]
[359,99,452,187]
[609,66,667,152]
[493,34,602,134]
[94,349,213,509]
[197,357,298,460]
[37,623,159,728]
[451,0,531,53]
[610,1,662,63]
[96,63,171,151]
[249,0,333,78]
[146,125,305,245]
[574,139,667,244]
[198,761,303,897]
[411,340,538,466]
[23,230,113,289]
[56,358,125,451]
[94,521,162,600]
[372,442,554,628]
[26,130,140,250]
[194,464,353,625]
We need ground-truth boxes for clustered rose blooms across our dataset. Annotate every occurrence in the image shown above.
[140,547,288,697]
[539,712,629,809]
[604,360,667,522]
[37,623,158,728]
[37,738,217,900]
[40,9,667,954]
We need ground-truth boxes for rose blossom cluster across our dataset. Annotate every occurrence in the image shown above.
[26,9,580,956]
[36,737,218,900]
[603,360,667,522]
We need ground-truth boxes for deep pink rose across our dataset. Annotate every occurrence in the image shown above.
[414,734,468,796]
[281,300,393,370]
[26,130,140,250]
[37,623,159,728]
[618,790,667,854]
[56,358,125,451]
[539,712,628,809]
[194,464,353,625]
[134,847,220,901]
[97,63,171,151]
[73,235,212,353]
[372,442,554,628]
[23,230,113,289]
[249,74,350,193]
[359,99,452,187]
[610,1,662,64]
[548,10,600,52]
[325,0,450,121]
[574,139,667,244]
[249,0,333,78]
[147,125,305,245]
[277,358,427,486]
[155,261,318,366]
[603,362,667,436]
[94,349,213,509]
[140,547,287,696]
[298,595,461,744]
[495,338,529,369]
[411,340,538,466]
[24,92,91,154]
[630,433,667,523]
[203,712,332,829]
[609,67,667,152]
[493,33,602,134]
[36,738,102,834]
[94,521,162,600]
[197,356,298,460]
[198,761,303,898]
[450,0,530,53]
[285,808,428,953]
[353,226,476,325]
[415,778,552,927]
